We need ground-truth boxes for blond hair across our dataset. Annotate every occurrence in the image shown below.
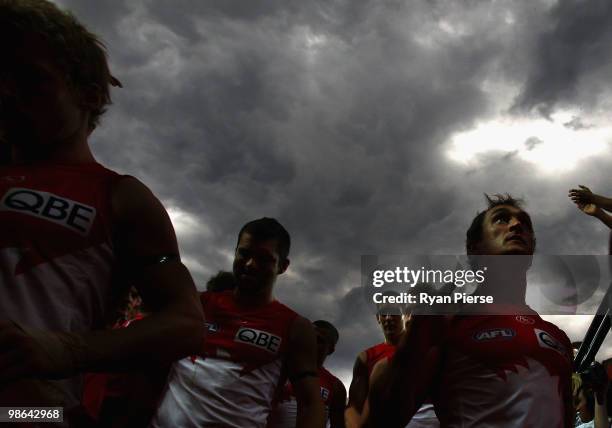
[0,0,121,130]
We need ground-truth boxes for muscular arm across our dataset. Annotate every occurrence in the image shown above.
[289,316,325,428]
[345,352,368,428]
[329,378,347,428]
[363,316,446,428]
[592,195,612,212]
[0,177,204,382]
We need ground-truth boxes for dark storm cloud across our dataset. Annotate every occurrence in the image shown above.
[51,0,612,379]
[514,0,612,116]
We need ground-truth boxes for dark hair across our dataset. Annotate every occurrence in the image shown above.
[466,193,535,254]
[313,320,339,345]
[0,0,120,131]
[206,271,236,292]
[237,217,290,262]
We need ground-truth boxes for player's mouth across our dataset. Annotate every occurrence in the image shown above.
[505,234,526,245]
[238,273,257,283]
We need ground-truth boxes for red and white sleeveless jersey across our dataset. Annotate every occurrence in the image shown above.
[435,312,572,428]
[151,291,299,428]
[365,342,396,375]
[0,163,121,407]
[269,366,340,428]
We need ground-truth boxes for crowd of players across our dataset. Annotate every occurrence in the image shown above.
[1,1,612,427]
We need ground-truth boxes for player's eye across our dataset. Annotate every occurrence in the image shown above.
[257,254,275,265]
[494,214,509,224]
[237,248,250,258]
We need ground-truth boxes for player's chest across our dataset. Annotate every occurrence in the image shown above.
[448,316,571,370]
[203,311,288,363]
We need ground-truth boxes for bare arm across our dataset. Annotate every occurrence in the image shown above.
[363,316,446,428]
[593,380,609,428]
[359,358,389,427]
[569,185,612,213]
[0,177,204,381]
[570,193,612,230]
[345,352,369,428]
[329,378,347,428]
[593,209,612,230]
[289,317,325,428]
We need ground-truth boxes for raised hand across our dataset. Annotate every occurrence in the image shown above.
[569,185,595,205]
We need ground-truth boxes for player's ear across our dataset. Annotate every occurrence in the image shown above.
[76,82,100,108]
[328,344,335,355]
[278,258,289,275]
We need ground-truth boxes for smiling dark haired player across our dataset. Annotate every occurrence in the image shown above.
[365,194,573,428]
[152,218,325,428]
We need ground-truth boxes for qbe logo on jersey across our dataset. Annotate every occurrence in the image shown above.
[235,327,281,354]
[535,328,566,357]
[321,387,330,401]
[1,188,96,235]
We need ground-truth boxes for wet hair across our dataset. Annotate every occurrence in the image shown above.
[313,320,339,345]
[0,0,120,131]
[237,217,290,262]
[375,290,408,316]
[466,193,535,254]
[206,271,236,292]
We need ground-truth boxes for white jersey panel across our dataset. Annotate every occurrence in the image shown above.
[406,403,439,428]
[152,355,282,428]
[441,352,564,428]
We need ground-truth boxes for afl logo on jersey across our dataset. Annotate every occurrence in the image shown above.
[235,327,281,354]
[1,188,96,235]
[473,328,516,341]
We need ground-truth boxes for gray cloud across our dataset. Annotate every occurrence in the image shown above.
[53,0,612,385]
[514,0,612,116]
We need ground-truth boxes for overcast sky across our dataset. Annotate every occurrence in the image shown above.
[55,0,612,386]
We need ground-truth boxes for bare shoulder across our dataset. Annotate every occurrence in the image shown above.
[334,377,347,396]
[111,176,163,220]
[110,176,178,256]
[289,316,315,340]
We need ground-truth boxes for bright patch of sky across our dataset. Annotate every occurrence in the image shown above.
[446,110,611,173]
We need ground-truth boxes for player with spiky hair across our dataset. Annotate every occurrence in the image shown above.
[365,194,573,428]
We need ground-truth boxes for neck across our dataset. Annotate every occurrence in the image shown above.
[475,256,529,306]
[384,331,403,346]
[11,123,95,164]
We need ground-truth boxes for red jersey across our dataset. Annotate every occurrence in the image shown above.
[433,311,572,427]
[0,163,123,409]
[269,366,341,428]
[152,291,300,428]
[365,342,396,375]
